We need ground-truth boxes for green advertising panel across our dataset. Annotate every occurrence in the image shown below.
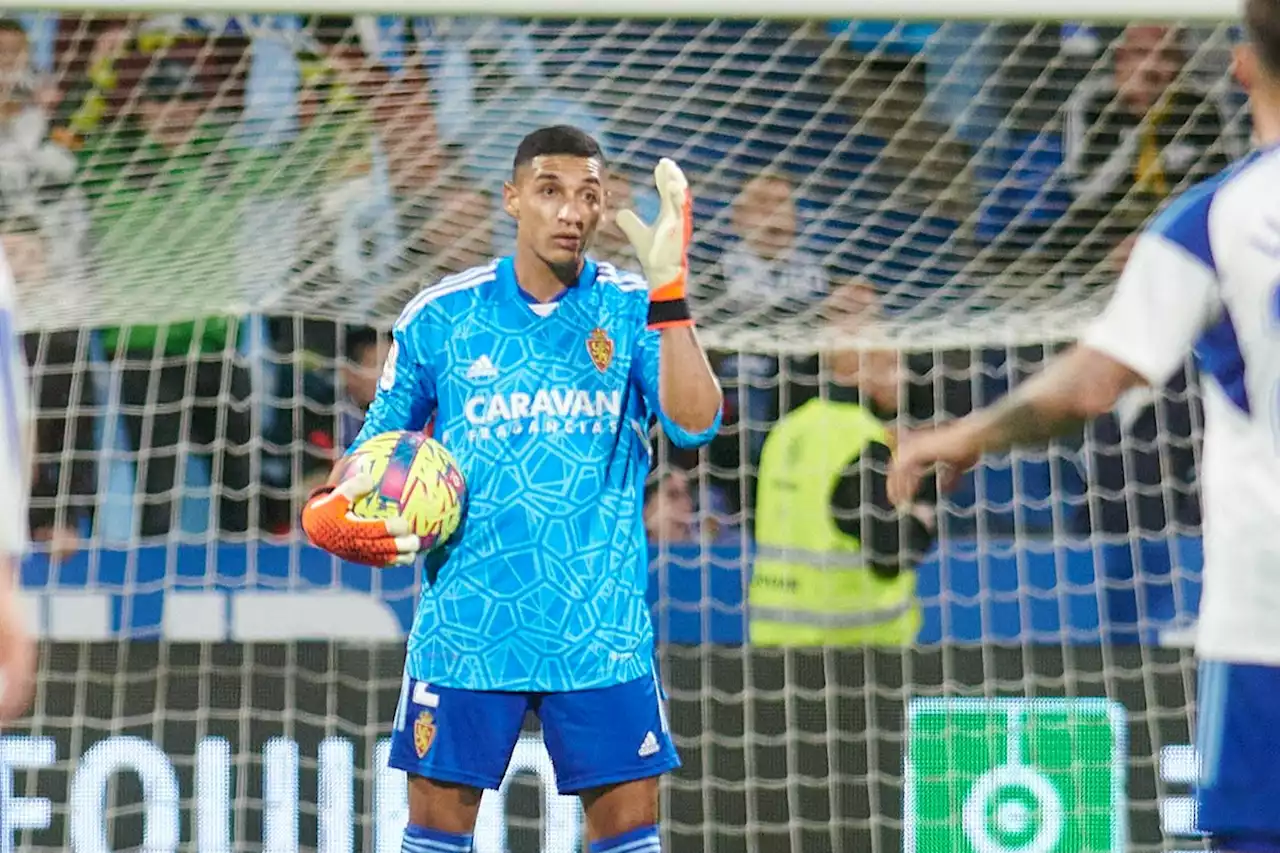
[906,698,1127,853]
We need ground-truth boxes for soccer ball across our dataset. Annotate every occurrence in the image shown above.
[340,431,467,552]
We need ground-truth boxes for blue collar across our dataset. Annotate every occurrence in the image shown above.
[496,255,598,304]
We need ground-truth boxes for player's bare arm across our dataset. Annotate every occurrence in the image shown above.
[0,554,35,723]
[887,345,1145,507]
[653,324,720,432]
[617,158,723,434]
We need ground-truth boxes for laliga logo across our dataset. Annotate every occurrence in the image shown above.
[0,735,581,853]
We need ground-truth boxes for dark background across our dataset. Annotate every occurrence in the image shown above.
[4,643,1197,852]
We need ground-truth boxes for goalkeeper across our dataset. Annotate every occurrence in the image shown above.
[303,126,722,853]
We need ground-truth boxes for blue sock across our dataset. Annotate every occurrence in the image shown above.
[590,824,661,853]
[401,823,473,853]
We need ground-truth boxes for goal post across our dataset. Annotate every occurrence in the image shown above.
[6,5,1233,853]
[8,0,1245,19]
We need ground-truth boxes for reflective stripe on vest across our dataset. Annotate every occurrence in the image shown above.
[751,601,915,629]
[753,545,869,570]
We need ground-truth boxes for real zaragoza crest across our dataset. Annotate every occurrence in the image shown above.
[413,711,436,758]
[586,327,614,372]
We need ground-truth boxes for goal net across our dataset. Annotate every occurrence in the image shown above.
[7,8,1232,853]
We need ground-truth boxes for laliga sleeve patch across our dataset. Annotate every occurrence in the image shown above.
[379,341,399,391]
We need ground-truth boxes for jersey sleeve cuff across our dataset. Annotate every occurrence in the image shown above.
[658,406,723,449]
[1078,328,1168,389]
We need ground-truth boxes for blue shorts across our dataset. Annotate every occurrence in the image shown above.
[388,672,680,794]
[1196,659,1280,852]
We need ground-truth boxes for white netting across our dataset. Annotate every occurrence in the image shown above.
[8,10,1225,853]
[8,15,1248,347]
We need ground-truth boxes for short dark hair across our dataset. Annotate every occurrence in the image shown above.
[306,15,354,48]
[1247,0,1280,78]
[343,325,384,362]
[512,125,604,177]
[0,19,27,39]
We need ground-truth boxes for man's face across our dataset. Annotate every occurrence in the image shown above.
[139,95,204,144]
[374,61,440,191]
[344,337,392,410]
[644,471,695,541]
[0,29,29,104]
[658,471,693,516]
[504,154,604,273]
[0,30,26,78]
[1115,25,1182,114]
[1,232,45,292]
[732,176,796,261]
[1231,42,1275,144]
[421,187,493,274]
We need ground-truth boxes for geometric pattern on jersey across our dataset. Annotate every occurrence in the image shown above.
[354,257,720,692]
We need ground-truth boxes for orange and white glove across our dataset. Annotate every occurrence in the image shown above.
[301,473,421,567]
[615,158,694,330]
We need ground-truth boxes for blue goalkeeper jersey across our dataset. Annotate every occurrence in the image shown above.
[353,256,722,692]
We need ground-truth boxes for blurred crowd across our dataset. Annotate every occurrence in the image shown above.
[4,13,1222,554]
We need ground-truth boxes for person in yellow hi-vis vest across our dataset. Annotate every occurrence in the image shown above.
[750,313,938,647]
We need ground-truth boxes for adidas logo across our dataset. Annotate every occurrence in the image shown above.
[466,355,498,380]
[637,731,660,758]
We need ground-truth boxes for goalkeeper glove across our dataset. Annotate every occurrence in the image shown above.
[615,158,695,330]
[301,473,421,568]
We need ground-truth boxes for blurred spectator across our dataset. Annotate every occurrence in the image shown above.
[279,44,371,191]
[708,172,829,324]
[368,54,440,197]
[332,325,392,451]
[292,30,443,285]
[79,58,254,539]
[1062,24,1237,271]
[57,16,133,137]
[644,469,696,544]
[643,467,735,545]
[812,52,973,309]
[699,171,829,467]
[426,20,611,252]
[0,18,58,115]
[262,324,391,532]
[399,178,493,280]
[593,170,642,274]
[0,18,80,248]
[3,222,95,558]
[748,289,938,647]
[250,39,379,339]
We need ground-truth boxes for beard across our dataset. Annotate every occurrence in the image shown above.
[548,258,580,285]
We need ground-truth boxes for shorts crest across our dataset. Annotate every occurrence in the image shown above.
[413,711,436,758]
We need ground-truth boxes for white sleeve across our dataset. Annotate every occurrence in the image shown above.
[1080,233,1219,387]
[0,248,29,557]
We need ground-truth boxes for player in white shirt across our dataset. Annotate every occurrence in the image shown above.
[0,239,35,724]
[889,1,1280,849]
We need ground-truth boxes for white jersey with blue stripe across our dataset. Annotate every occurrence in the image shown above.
[1082,147,1280,665]
[0,244,27,557]
[354,256,722,692]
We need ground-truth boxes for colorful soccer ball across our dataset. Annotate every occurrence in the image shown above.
[340,431,467,552]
